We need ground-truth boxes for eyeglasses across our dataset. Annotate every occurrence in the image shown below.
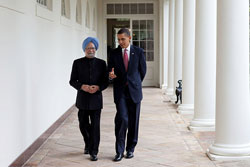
[85,47,96,50]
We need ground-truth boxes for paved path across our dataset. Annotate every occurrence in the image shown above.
[24,87,250,167]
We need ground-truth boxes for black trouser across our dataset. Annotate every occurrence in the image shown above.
[78,109,101,155]
[115,86,141,154]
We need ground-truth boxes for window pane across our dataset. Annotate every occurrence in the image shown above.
[147,31,154,40]
[133,41,139,47]
[140,20,146,29]
[132,20,139,29]
[138,3,145,14]
[140,30,147,40]
[147,41,154,50]
[132,31,139,40]
[131,4,137,14]
[147,20,153,30]
[147,52,154,61]
[146,3,153,14]
[107,4,114,14]
[144,51,147,60]
[140,41,146,50]
[115,4,122,14]
[123,4,130,14]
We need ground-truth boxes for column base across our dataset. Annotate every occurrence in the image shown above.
[188,119,215,131]
[177,104,194,114]
[207,143,250,161]
[161,84,168,90]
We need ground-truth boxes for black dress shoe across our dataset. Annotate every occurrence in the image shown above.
[113,154,123,161]
[90,154,98,161]
[126,151,134,159]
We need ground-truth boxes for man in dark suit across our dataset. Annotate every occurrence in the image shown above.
[108,28,147,161]
[69,37,109,161]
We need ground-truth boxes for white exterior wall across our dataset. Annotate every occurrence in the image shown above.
[0,0,98,166]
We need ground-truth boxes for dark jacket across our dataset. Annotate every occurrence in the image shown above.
[69,57,109,110]
[108,45,147,103]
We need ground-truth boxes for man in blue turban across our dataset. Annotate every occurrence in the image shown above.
[70,37,108,161]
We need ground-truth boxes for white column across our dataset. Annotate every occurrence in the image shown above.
[177,0,195,114]
[188,0,216,131]
[171,0,183,101]
[160,0,169,90]
[166,0,175,96]
[207,0,250,160]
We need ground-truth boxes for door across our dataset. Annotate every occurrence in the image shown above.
[104,1,159,87]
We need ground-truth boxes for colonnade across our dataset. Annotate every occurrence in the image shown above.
[163,0,250,160]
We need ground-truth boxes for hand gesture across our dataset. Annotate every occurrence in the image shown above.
[109,68,117,79]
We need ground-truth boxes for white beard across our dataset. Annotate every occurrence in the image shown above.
[86,53,95,58]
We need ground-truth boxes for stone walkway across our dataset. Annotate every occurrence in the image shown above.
[24,87,250,167]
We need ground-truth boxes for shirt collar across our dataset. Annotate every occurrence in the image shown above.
[122,44,130,52]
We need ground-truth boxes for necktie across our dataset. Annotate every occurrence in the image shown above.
[123,49,128,71]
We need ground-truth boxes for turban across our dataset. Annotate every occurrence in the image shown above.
[82,37,99,51]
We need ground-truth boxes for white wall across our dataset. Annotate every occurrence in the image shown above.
[0,0,97,166]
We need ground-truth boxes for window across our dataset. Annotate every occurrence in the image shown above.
[107,4,114,14]
[106,3,154,15]
[76,0,82,24]
[61,0,70,19]
[132,20,154,61]
[37,0,47,6]
[115,4,122,14]
[37,0,52,11]
[85,1,90,28]
[93,8,96,30]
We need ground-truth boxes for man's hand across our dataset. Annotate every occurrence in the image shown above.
[81,84,90,92]
[109,68,117,79]
[89,85,99,94]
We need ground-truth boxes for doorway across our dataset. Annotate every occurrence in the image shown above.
[106,18,157,86]
[107,18,130,61]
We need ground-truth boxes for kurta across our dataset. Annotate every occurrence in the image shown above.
[69,57,109,110]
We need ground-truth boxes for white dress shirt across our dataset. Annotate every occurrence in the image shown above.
[122,44,130,61]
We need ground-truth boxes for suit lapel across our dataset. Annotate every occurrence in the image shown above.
[128,45,135,73]
[117,48,126,72]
